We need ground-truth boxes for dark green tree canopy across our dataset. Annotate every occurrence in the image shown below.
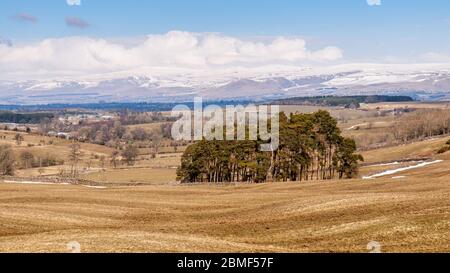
[177,110,363,183]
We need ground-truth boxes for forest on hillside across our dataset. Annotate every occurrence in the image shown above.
[177,110,363,183]
[272,95,414,108]
[0,112,54,124]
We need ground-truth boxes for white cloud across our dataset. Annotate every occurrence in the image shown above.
[420,52,450,63]
[67,0,81,6]
[367,0,381,6]
[0,31,343,79]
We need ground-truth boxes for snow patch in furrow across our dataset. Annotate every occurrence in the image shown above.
[363,160,443,180]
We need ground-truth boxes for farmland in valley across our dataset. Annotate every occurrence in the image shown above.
[0,101,449,252]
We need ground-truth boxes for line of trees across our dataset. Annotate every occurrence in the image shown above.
[391,109,450,143]
[0,111,54,124]
[273,95,414,108]
[177,110,363,183]
[18,151,64,169]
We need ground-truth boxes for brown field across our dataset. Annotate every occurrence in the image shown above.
[360,137,450,164]
[0,163,449,253]
[1,135,449,252]
[0,129,179,183]
[0,106,449,253]
[126,122,165,132]
[362,101,450,110]
[0,130,113,162]
[80,167,177,185]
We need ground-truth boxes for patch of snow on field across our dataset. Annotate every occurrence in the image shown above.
[392,176,406,179]
[82,185,108,189]
[363,160,443,179]
[346,123,367,131]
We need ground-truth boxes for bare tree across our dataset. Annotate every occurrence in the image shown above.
[121,145,139,166]
[131,127,149,141]
[149,129,162,155]
[38,167,45,176]
[14,133,24,146]
[0,145,15,176]
[110,151,120,168]
[99,155,106,169]
[68,143,82,177]
[20,150,34,169]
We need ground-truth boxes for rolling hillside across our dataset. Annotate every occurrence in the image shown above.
[0,137,449,252]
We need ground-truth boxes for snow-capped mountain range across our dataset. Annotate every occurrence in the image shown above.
[1,63,450,104]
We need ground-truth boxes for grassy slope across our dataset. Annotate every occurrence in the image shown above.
[0,173,448,253]
[80,167,177,185]
[1,139,449,252]
[360,137,449,164]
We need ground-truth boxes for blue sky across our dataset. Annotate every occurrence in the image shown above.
[1,0,450,60]
[0,0,450,80]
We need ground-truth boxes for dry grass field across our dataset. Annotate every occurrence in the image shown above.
[0,129,179,183]
[80,167,177,185]
[360,137,450,164]
[0,110,449,253]
[126,122,166,132]
[0,130,113,162]
[362,101,450,111]
[1,134,449,253]
[0,167,448,253]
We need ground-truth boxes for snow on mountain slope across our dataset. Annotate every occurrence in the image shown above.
[1,63,450,104]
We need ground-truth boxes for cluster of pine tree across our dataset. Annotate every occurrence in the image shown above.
[177,110,363,183]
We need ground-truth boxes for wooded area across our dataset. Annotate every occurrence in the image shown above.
[391,109,450,142]
[177,110,363,183]
[272,95,414,108]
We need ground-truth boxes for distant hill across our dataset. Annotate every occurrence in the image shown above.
[272,95,414,108]
[2,64,450,104]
